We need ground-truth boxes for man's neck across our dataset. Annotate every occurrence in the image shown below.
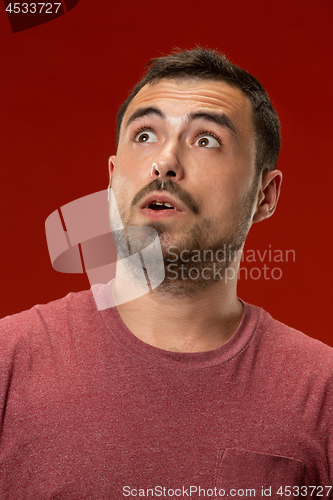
[111,277,243,353]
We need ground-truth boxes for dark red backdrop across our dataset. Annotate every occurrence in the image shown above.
[0,0,332,344]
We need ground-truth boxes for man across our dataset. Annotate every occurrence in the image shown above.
[0,48,332,499]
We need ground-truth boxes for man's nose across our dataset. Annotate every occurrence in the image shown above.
[151,141,184,181]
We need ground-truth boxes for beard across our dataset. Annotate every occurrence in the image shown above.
[109,176,258,298]
[138,205,253,298]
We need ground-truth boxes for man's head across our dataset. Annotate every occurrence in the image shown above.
[116,47,280,175]
[109,47,282,295]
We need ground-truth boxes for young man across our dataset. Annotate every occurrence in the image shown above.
[0,48,332,499]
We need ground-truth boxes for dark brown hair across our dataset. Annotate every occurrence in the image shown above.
[116,47,280,173]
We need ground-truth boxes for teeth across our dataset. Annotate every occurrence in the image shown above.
[153,201,174,208]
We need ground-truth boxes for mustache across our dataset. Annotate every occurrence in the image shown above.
[131,178,199,215]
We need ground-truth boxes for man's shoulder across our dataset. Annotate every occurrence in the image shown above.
[250,302,333,376]
[0,289,96,347]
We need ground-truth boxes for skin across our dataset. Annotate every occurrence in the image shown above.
[108,78,282,353]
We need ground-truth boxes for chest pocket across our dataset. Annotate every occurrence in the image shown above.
[215,449,305,499]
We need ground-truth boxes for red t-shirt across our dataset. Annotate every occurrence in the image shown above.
[0,289,332,499]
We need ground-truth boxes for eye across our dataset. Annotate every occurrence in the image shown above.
[134,129,158,143]
[194,134,221,148]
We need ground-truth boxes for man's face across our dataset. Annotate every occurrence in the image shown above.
[110,78,259,292]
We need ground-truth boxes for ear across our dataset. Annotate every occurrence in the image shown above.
[252,169,283,223]
[108,155,116,188]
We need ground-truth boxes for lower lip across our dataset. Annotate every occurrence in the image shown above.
[140,207,184,220]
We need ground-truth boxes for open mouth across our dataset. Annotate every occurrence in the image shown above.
[139,193,184,219]
[140,198,183,219]
[147,202,176,211]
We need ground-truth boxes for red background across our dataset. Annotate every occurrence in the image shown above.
[0,0,332,343]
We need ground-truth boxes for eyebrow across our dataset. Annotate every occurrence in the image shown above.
[188,111,237,136]
[125,106,237,136]
[125,106,166,129]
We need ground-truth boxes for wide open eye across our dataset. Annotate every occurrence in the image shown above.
[194,134,220,148]
[135,130,158,143]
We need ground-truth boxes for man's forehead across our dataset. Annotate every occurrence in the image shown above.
[122,78,253,129]
[122,78,253,137]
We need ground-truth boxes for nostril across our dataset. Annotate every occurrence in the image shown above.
[167,171,176,177]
